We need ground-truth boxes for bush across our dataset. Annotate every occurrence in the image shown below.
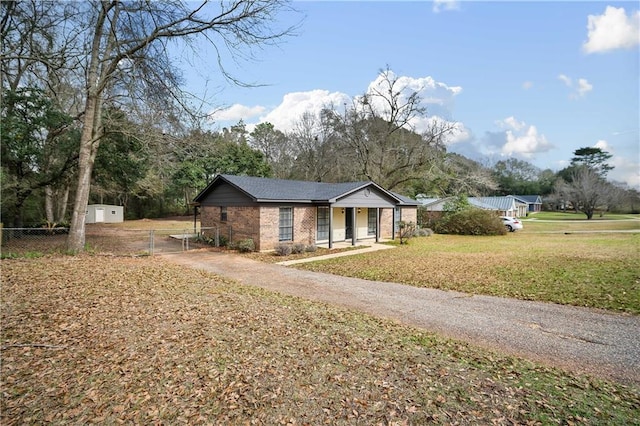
[305,244,318,253]
[413,227,433,237]
[274,243,292,256]
[434,209,507,236]
[291,242,306,254]
[236,238,255,253]
[398,221,416,245]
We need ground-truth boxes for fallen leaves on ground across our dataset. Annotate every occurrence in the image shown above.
[2,255,639,424]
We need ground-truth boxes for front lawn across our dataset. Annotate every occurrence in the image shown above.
[2,256,638,424]
[294,232,640,314]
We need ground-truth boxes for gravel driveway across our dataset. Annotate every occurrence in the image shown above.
[163,250,640,386]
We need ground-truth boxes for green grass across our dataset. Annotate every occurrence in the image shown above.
[529,211,640,221]
[295,231,640,314]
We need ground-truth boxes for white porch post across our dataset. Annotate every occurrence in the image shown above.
[351,207,357,246]
[375,207,380,243]
[328,206,334,249]
[391,207,396,241]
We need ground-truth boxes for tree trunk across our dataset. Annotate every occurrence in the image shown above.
[65,2,112,252]
[57,185,70,223]
[45,186,54,223]
[66,95,101,251]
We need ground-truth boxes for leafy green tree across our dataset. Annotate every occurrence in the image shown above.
[210,139,272,178]
[1,0,297,251]
[91,109,150,212]
[492,158,545,195]
[570,147,613,178]
[442,194,472,213]
[1,88,77,226]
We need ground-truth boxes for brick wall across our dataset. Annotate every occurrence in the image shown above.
[380,209,394,238]
[402,207,417,224]
[294,206,316,246]
[200,206,260,247]
[258,207,278,250]
[259,206,317,251]
[379,207,417,240]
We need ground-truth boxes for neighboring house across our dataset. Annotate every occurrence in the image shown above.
[85,204,124,224]
[513,195,543,214]
[417,195,530,218]
[193,174,419,251]
[474,196,528,217]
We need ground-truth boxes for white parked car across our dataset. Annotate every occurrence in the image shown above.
[500,216,523,232]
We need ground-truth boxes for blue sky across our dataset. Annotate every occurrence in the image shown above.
[184,1,639,188]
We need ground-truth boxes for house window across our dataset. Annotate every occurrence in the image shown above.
[220,206,228,222]
[394,207,401,229]
[317,207,329,241]
[279,207,293,241]
[367,208,377,236]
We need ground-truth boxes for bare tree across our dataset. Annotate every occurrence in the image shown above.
[286,111,341,182]
[2,0,297,251]
[555,166,610,219]
[325,67,456,192]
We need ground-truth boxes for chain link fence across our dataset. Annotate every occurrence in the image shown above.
[0,225,231,257]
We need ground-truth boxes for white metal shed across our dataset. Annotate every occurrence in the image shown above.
[85,204,124,223]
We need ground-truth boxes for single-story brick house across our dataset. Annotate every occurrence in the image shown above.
[193,174,418,251]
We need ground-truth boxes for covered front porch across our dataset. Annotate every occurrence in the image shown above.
[315,206,397,249]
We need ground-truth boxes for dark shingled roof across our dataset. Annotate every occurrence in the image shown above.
[194,174,411,204]
[219,174,370,202]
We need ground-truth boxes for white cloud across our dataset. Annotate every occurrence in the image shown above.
[583,6,640,54]
[209,104,265,122]
[501,124,553,158]
[411,116,470,145]
[610,155,640,188]
[363,71,462,126]
[258,89,351,132]
[558,74,572,87]
[497,116,525,131]
[557,74,593,99]
[228,72,464,135]
[594,139,613,152]
[433,0,460,13]
[594,140,640,189]
[522,81,533,90]
[577,78,593,97]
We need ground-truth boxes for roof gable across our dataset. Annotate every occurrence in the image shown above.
[513,195,542,204]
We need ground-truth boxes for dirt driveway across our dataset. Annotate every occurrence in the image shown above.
[162,250,640,386]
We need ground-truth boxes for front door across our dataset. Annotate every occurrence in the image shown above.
[95,208,105,223]
[345,208,353,239]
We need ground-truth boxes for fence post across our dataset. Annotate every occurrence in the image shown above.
[182,229,189,251]
[149,230,154,255]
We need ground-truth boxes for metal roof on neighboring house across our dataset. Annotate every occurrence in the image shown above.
[472,196,520,211]
[193,174,415,205]
[416,195,535,212]
[468,198,499,210]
